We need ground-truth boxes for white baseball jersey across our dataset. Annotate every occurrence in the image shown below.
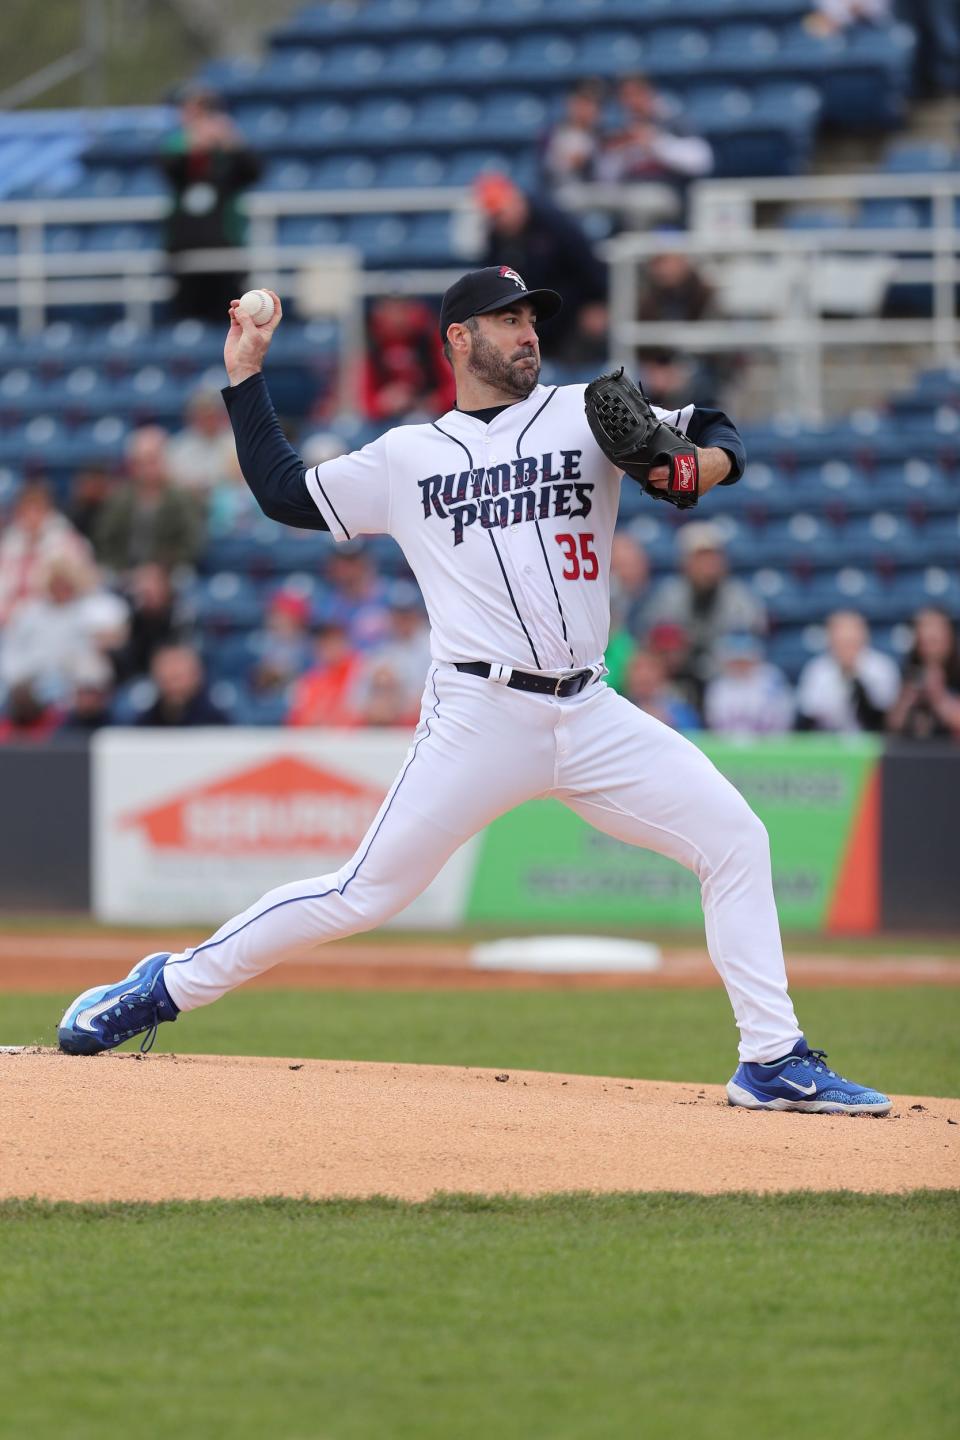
[303,383,694,674]
[154,370,804,1069]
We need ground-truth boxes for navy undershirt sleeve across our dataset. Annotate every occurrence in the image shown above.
[221,372,329,531]
[685,406,746,485]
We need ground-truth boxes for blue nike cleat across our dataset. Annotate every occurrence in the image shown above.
[727,1037,891,1115]
[58,952,179,1055]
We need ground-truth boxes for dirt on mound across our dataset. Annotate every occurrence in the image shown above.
[2,1051,957,1202]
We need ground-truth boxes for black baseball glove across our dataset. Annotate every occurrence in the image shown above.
[584,367,699,509]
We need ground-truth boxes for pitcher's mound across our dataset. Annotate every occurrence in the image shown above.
[2,1051,957,1203]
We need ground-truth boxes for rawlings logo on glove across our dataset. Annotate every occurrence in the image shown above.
[584,367,700,509]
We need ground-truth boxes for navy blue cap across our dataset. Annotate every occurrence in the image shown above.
[439,266,562,337]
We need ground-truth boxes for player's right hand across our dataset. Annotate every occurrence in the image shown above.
[224,289,282,387]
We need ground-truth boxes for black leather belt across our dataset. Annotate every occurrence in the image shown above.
[454,661,596,698]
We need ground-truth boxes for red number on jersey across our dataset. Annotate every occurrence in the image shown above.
[555,533,598,581]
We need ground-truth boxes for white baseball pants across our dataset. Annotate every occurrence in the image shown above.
[163,663,802,1062]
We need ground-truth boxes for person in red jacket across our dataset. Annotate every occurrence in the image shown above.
[361,297,455,422]
[286,622,365,728]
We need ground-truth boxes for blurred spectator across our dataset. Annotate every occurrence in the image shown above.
[475,173,608,362]
[362,297,456,422]
[115,563,189,680]
[0,554,128,704]
[249,591,314,695]
[638,252,715,325]
[637,350,716,410]
[302,431,347,469]
[795,610,899,733]
[353,661,420,728]
[287,623,364,728]
[610,533,651,636]
[704,634,795,736]
[637,253,723,407]
[626,647,700,731]
[595,75,713,187]
[325,544,392,651]
[68,466,117,545]
[645,523,765,702]
[167,387,240,498]
[901,0,960,95]
[59,652,116,734]
[886,608,960,742]
[138,643,228,727]
[0,480,92,625]
[357,582,432,719]
[0,682,61,743]
[158,87,262,323]
[206,461,263,537]
[94,426,204,577]
[606,533,651,693]
[647,621,701,713]
[541,79,605,190]
[806,1,891,37]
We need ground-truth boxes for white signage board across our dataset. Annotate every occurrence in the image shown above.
[92,728,475,928]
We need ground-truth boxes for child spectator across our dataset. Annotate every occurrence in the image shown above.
[626,647,700,731]
[704,634,795,736]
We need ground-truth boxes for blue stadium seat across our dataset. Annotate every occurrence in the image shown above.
[234,690,292,726]
[309,154,380,189]
[377,151,447,187]
[579,28,648,72]
[193,573,263,630]
[413,94,483,144]
[883,140,955,174]
[388,39,450,78]
[856,197,930,229]
[749,567,820,625]
[289,100,354,143]
[888,567,960,617]
[276,215,345,247]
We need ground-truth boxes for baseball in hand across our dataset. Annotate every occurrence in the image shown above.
[237,289,276,326]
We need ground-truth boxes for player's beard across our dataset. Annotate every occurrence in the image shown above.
[466,328,540,398]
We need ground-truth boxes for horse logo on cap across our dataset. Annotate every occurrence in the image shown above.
[499,266,526,289]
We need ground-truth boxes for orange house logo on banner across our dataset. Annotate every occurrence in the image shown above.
[122,755,385,855]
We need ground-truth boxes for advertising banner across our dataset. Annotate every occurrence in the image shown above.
[92,729,476,926]
[93,731,881,933]
[465,736,882,933]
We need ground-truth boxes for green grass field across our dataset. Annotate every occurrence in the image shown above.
[7,983,960,1095]
[3,985,958,1438]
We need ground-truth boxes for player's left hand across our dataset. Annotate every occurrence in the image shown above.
[224,289,282,387]
[646,464,670,491]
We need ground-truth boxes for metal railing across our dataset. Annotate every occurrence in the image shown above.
[0,171,955,419]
